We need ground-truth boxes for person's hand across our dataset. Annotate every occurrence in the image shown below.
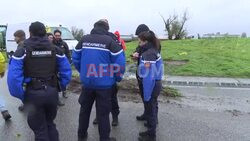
[131,52,139,61]
[0,72,5,78]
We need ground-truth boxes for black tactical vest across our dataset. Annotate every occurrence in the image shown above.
[24,44,57,78]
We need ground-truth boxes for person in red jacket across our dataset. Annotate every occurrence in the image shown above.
[114,31,126,51]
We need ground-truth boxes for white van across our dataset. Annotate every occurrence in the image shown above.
[5,22,78,56]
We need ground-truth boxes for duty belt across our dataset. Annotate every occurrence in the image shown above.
[28,77,56,90]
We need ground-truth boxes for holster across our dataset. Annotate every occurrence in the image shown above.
[27,76,57,90]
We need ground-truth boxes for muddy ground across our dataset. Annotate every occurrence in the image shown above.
[67,77,180,103]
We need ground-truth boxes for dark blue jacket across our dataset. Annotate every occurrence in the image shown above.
[7,36,72,101]
[138,43,163,101]
[72,27,126,89]
[53,39,72,63]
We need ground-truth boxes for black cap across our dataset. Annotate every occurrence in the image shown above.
[135,24,150,35]
[29,21,46,37]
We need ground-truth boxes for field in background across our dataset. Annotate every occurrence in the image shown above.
[2,38,250,78]
[126,38,250,78]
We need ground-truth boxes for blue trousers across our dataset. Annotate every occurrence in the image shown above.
[137,78,159,120]
[25,86,59,141]
[78,87,112,141]
[111,84,119,117]
[145,81,162,136]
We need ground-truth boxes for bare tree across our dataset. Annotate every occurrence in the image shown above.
[160,11,189,40]
[71,26,84,41]
[160,14,177,40]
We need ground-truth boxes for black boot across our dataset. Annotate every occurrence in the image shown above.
[112,116,119,126]
[107,137,116,141]
[1,110,11,121]
[136,114,146,121]
[144,122,158,128]
[138,135,156,141]
[57,99,65,106]
[139,131,150,137]
[93,118,98,125]
[138,131,156,141]
[144,122,150,128]
[78,132,88,141]
[62,91,68,98]
[18,104,25,112]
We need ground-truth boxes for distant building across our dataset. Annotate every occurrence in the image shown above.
[202,32,240,38]
[158,35,168,40]
[120,34,134,42]
[121,34,169,42]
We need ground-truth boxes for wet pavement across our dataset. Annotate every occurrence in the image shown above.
[171,86,250,113]
[1,74,250,141]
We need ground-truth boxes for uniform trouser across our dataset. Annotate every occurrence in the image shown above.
[137,76,159,120]
[78,87,112,141]
[25,86,59,141]
[137,77,146,116]
[111,84,119,117]
[94,84,119,118]
[144,81,162,136]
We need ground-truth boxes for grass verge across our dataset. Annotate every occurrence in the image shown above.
[125,38,250,78]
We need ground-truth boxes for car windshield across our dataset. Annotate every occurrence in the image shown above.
[48,27,75,40]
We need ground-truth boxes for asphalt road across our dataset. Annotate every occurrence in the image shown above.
[1,75,250,141]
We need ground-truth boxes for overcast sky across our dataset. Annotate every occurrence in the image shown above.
[0,0,250,36]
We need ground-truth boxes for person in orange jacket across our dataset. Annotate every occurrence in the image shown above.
[114,31,126,51]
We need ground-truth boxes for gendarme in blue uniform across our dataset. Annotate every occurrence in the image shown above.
[73,24,126,141]
[73,29,125,89]
[8,37,71,101]
[138,42,163,138]
[7,33,72,141]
